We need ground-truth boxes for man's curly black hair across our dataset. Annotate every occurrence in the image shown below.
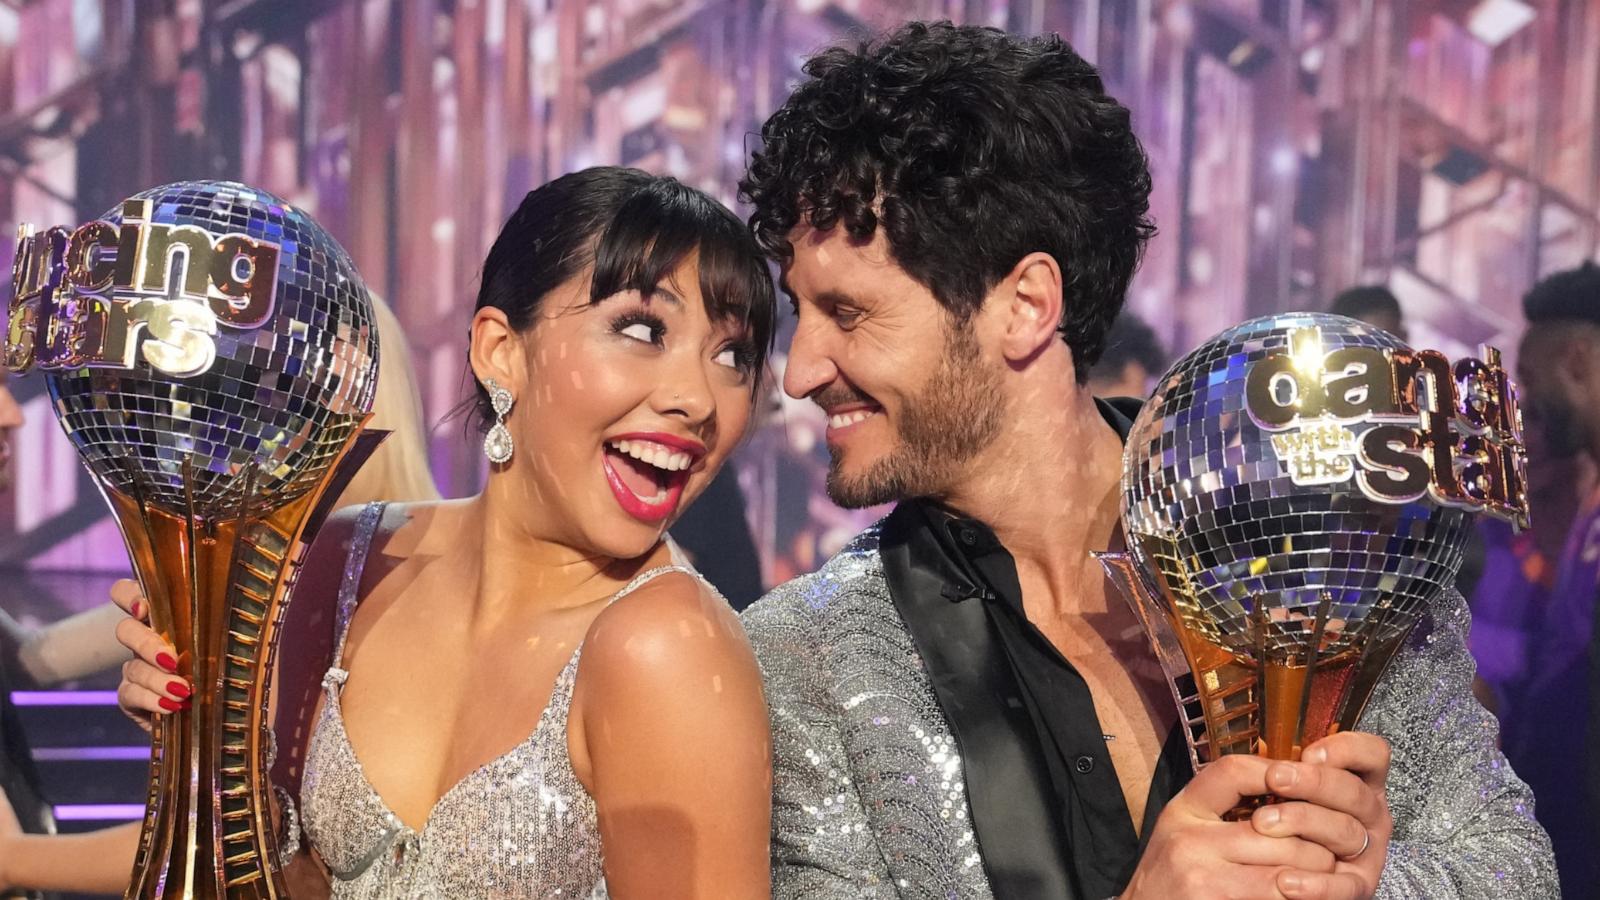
[740,21,1155,381]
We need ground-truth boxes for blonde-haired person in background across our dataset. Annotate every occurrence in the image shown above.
[0,291,438,896]
[338,292,442,510]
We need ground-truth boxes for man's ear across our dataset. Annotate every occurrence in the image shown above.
[996,252,1065,365]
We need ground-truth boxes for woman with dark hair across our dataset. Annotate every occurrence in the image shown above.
[3,167,777,898]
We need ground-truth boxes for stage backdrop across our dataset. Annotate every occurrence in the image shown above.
[3,0,1599,611]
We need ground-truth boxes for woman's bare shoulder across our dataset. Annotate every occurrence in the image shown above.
[581,570,752,677]
[567,568,768,790]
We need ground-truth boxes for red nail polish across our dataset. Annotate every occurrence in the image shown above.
[167,681,191,700]
[156,652,178,673]
[131,600,142,619]
[158,696,182,712]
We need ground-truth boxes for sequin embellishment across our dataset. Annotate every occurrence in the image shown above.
[743,524,1558,899]
[301,502,698,898]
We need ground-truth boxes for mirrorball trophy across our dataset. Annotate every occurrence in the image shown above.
[1097,313,1529,806]
[5,182,385,896]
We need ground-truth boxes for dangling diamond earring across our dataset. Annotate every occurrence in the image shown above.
[483,377,514,465]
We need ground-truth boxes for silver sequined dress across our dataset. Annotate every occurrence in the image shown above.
[298,502,698,898]
[742,524,1560,900]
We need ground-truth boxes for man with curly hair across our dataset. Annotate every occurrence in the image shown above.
[739,21,1555,900]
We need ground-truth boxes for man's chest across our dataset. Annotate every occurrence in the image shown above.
[1030,617,1174,819]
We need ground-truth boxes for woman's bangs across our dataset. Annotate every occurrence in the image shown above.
[588,183,702,304]
[588,181,775,364]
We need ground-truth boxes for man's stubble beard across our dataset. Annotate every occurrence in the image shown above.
[825,323,1005,510]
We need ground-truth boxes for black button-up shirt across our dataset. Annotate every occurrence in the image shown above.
[879,397,1189,900]
[929,506,1190,898]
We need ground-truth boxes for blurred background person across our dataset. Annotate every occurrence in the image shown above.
[0,370,54,900]
[1468,422,1596,715]
[1087,311,1167,398]
[0,371,17,496]
[1328,284,1408,342]
[1499,262,1600,899]
[338,294,441,509]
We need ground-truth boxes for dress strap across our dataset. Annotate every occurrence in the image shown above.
[324,501,387,690]
[608,564,721,605]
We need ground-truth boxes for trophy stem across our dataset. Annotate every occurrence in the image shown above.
[1336,604,1416,733]
[1095,552,1262,770]
[1290,593,1336,753]
[1098,550,1411,818]
[103,421,374,899]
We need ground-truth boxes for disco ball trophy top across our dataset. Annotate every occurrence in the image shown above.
[1097,313,1528,808]
[5,181,385,897]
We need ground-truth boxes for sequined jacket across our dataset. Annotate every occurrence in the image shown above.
[742,522,1559,900]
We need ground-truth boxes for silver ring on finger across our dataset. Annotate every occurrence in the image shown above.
[1341,829,1372,861]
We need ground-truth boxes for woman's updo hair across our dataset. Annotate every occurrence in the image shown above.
[466,166,776,434]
